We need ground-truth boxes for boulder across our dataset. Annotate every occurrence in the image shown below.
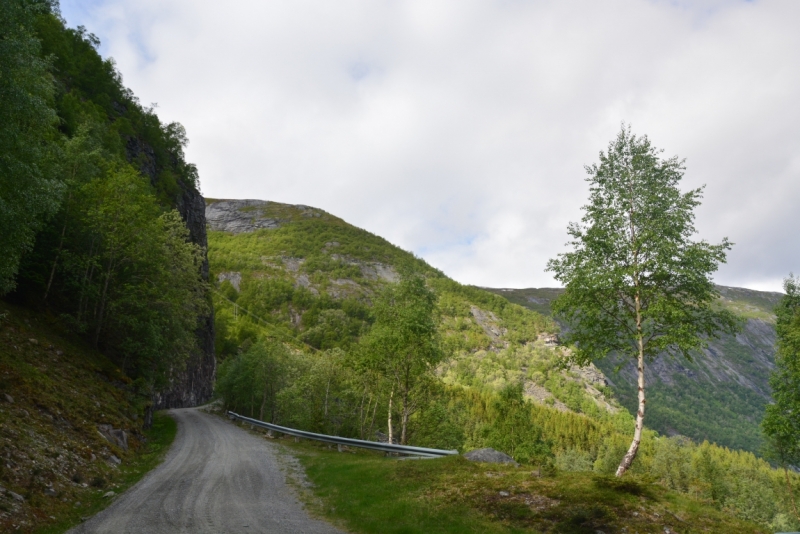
[463,448,518,466]
[97,424,128,450]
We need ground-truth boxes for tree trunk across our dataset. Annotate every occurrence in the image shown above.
[259,381,268,421]
[617,299,646,477]
[359,389,370,440]
[77,239,97,323]
[368,394,379,440]
[387,388,394,445]
[44,194,71,302]
[324,377,331,417]
[270,383,276,423]
[785,466,800,522]
[400,387,410,445]
[93,257,115,347]
[143,403,154,430]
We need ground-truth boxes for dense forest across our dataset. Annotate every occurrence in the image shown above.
[1,0,210,411]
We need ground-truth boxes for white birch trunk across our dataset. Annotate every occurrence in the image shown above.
[387,389,394,445]
[617,294,646,477]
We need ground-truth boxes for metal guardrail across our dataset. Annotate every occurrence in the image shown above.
[227,411,459,458]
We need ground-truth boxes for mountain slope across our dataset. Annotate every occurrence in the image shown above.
[0,301,175,533]
[483,286,781,452]
[206,199,620,420]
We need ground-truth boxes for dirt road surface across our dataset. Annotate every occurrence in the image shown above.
[69,407,344,534]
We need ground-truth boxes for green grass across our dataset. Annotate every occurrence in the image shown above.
[281,438,764,534]
[35,412,176,534]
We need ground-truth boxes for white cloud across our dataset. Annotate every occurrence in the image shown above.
[59,0,800,291]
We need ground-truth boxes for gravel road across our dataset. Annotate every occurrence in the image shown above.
[69,407,345,534]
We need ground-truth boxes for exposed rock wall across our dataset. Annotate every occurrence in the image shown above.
[153,184,216,409]
[127,137,216,409]
[205,198,331,234]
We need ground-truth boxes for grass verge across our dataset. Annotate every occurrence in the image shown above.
[279,438,766,534]
[35,412,176,534]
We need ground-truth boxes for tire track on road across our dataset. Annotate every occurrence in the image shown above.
[69,407,344,534]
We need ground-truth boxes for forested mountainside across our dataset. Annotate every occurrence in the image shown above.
[1,3,214,530]
[207,198,617,419]
[208,199,800,531]
[484,286,782,453]
[1,2,214,409]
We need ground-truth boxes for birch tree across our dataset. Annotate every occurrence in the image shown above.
[360,276,443,445]
[762,276,800,521]
[547,126,738,477]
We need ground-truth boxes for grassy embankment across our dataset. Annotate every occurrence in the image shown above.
[0,300,177,533]
[269,433,765,534]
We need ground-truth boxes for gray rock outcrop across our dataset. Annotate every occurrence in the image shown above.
[127,136,216,412]
[463,448,519,466]
[206,199,326,234]
[97,424,128,450]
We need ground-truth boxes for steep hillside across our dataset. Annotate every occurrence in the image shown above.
[0,301,174,533]
[206,199,620,419]
[484,286,782,453]
[7,7,216,411]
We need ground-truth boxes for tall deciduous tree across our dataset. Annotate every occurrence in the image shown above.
[0,0,63,293]
[762,276,800,521]
[359,276,443,445]
[547,126,738,477]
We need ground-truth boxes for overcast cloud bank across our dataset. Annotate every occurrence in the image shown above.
[60,0,800,292]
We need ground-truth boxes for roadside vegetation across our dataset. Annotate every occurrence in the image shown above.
[210,208,800,531]
[207,128,800,530]
[0,2,206,531]
[0,302,177,533]
[2,0,210,411]
[236,429,766,534]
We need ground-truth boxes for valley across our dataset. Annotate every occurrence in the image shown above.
[1,4,796,530]
[484,287,782,453]
[202,197,798,532]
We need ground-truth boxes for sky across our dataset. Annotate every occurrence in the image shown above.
[59,0,800,292]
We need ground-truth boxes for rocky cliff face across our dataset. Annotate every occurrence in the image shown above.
[153,184,216,409]
[127,138,216,409]
[205,198,332,234]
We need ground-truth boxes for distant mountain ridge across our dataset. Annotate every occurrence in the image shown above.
[483,286,781,452]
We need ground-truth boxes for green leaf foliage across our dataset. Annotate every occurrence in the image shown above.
[762,276,800,522]
[547,126,739,365]
[0,0,63,293]
[3,4,210,392]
